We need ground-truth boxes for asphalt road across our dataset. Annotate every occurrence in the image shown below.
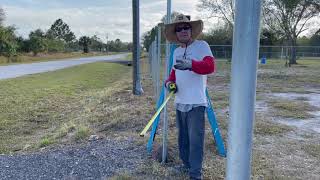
[0,53,129,80]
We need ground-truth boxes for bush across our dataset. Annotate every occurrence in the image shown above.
[0,26,18,59]
[46,39,65,53]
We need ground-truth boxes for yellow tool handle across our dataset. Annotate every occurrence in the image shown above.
[169,83,176,89]
[139,91,174,137]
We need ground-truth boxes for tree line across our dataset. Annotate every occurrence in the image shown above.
[0,8,132,62]
[142,0,320,65]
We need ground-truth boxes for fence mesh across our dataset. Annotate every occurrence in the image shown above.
[148,43,320,98]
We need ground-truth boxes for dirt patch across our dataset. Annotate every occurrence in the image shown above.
[271,92,320,134]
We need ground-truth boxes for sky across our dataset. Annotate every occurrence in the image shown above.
[1,0,217,42]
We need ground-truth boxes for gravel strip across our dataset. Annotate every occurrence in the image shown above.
[0,138,146,180]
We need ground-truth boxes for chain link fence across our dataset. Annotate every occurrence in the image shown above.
[148,43,320,98]
[209,45,320,60]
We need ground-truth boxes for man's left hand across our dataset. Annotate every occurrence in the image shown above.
[174,59,192,70]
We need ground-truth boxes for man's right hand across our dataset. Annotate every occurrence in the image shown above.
[167,82,177,93]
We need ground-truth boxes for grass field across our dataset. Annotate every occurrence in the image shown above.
[0,61,131,153]
[0,58,319,179]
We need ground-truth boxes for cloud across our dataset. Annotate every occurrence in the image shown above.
[2,0,210,42]
[3,4,133,42]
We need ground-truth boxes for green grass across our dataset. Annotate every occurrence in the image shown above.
[209,91,229,110]
[55,121,76,139]
[109,174,134,180]
[75,125,90,141]
[254,118,292,136]
[251,151,285,179]
[39,137,55,148]
[126,53,132,61]
[0,62,131,153]
[268,99,318,119]
[257,59,320,93]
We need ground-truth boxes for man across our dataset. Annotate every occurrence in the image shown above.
[164,14,215,180]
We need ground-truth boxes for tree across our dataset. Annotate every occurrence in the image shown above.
[310,33,320,46]
[0,9,18,62]
[259,28,283,58]
[297,36,311,45]
[0,26,18,61]
[46,18,75,43]
[197,0,235,28]
[0,7,5,26]
[261,28,282,45]
[67,40,80,52]
[90,35,104,52]
[46,39,65,53]
[29,29,47,56]
[114,39,122,51]
[16,36,30,53]
[127,42,133,51]
[198,25,233,58]
[106,39,130,52]
[198,0,320,65]
[79,36,91,53]
[263,0,320,65]
[200,25,233,45]
[30,29,46,38]
[142,26,157,52]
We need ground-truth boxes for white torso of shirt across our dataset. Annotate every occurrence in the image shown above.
[173,40,213,105]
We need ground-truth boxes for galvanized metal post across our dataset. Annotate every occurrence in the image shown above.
[162,0,171,164]
[226,0,262,179]
[152,41,157,98]
[156,24,161,98]
[132,0,143,95]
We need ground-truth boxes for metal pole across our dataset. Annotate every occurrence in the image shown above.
[151,41,156,98]
[226,0,262,179]
[156,24,161,98]
[106,33,109,55]
[153,41,157,98]
[132,0,143,95]
[162,0,171,164]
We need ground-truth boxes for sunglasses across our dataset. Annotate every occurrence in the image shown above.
[175,26,191,32]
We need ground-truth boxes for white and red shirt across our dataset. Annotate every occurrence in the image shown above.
[166,40,215,105]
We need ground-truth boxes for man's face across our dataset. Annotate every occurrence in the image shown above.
[175,23,192,43]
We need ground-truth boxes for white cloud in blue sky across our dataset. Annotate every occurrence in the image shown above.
[1,0,217,42]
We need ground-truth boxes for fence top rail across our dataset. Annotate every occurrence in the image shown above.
[258,45,320,48]
[157,43,320,48]
[208,45,320,48]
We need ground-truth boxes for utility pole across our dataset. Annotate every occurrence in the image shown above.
[226,0,262,179]
[132,0,143,95]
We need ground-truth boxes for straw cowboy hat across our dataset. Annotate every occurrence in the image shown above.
[164,14,203,43]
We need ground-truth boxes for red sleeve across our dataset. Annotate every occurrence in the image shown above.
[165,69,176,87]
[191,56,216,75]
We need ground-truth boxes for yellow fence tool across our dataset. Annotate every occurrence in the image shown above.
[140,91,174,137]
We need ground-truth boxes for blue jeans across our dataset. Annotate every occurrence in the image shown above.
[176,106,205,179]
